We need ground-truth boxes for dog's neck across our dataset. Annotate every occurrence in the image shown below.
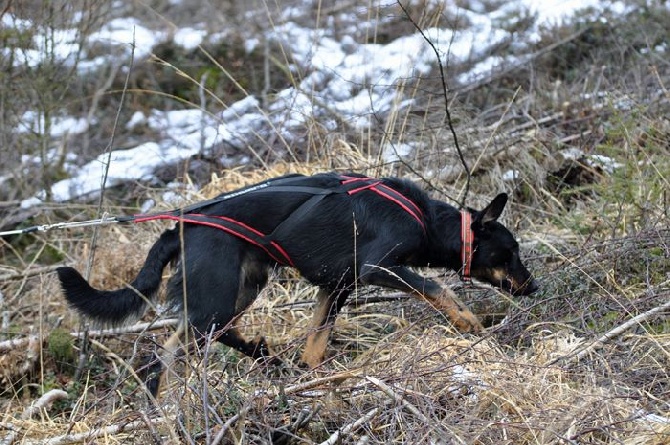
[420,202,469,271]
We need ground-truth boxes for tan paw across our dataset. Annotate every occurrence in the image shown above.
[450,308,484,333]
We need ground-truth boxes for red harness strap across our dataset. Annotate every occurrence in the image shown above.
[460,210,474,282]
[340,176,425,230]
[133,213,295,267]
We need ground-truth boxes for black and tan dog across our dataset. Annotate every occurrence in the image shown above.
[57,172,537,395]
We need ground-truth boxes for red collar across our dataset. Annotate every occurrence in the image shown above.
[460,210,474,282]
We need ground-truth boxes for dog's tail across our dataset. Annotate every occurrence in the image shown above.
[56,228,181,324]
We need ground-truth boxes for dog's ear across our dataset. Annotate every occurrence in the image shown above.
[474,193,508,227]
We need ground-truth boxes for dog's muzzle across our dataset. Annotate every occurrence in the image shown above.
[512,277,539,296]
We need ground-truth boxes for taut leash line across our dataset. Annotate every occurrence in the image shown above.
[0,214,126,237]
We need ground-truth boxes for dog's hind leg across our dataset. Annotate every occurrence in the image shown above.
[215,316,280,364]
[301,288,349,368]
[144,317,279,399]
[145,321,187,399]
[210,257,281,365]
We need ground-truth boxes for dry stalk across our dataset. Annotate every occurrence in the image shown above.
[284,371,359,395]
[85,30,135,279]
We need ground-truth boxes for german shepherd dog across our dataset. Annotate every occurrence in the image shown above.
[57,172,537,396]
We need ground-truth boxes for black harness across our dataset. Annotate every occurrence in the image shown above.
[130,174,424,266]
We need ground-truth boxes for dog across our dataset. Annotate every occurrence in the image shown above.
[57,172,538,396]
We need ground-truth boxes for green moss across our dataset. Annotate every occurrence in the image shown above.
[47,328,75,372]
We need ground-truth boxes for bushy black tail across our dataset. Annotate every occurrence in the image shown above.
[57,228,181,324]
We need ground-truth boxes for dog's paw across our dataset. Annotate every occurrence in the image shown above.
[299,351,326,370]
[426,289,484,334]
[451,309,484,333]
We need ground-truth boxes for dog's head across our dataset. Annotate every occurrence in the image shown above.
[468,194,538,296]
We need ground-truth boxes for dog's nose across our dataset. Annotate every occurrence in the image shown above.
[524,278,539,295]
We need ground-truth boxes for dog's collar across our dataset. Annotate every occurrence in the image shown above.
[460,210,474,282]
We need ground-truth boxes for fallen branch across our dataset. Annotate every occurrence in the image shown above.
[0,319,178,354]
[84,318,178,337]
[35,419,158,445]
[21,389,68,420]
[547,294,670,367]
[0,335,37,353]
[0,335,40,381]
[0,421,19,445]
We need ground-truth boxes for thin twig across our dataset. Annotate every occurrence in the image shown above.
[209,405,253,445]
[74,35,135,383]
[365,376,429,422]
[316,406,380,445]
[85,31,135,279]
[0,265,60,282]
[284,371,358,395]
[396,1,470,206]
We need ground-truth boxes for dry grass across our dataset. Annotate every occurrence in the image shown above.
[2,1,670,444]
[1,135,668,443]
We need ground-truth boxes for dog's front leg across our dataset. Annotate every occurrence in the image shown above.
[360,265,483,333]
[415,286,483,333]
[301,288,349,368]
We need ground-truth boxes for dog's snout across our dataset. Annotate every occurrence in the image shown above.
[516,277,539,296]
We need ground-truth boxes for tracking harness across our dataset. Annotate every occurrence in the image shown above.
[131,174,425,267]
[3,173,475,281]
